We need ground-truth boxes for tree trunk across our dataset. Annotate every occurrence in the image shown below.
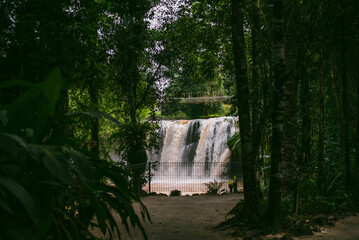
[232,0,259,218]
[355,12,359,201]
[266,0,285,227]
[299,67,311,166]
[251,0,265,201]
[340,13,351,187]
[356,60,359,200]
[251,1,260,136]
[282,0,298,198]
[124,1,148,193]
[356,59,359,200]
[89,81,100,156]
[318,51,325,191]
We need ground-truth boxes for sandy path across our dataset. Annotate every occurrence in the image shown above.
[294,215,359,240]
[115,194,242,240]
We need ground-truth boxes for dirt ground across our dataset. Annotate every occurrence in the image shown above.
[94,194,359,240]
[294,215,359,240]
[107,193,242,240]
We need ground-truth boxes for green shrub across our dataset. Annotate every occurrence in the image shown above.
[168,111,188,120]
[205,180,224,194]
[170,190,181,196]
[161,101,227,119]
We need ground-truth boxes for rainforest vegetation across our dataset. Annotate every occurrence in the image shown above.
[0,0,358,239]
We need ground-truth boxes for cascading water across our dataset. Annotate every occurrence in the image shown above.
[147,117,239,193]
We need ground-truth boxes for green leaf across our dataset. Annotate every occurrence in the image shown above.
[227,132,240,150]
[326,184,333,193]
[34,68,65,134]
[0,190,13,214]
[0,133,28,150]
[0,177,39,224]
[39,146,71,184]
[38,68,65,118]
[0,80,34,89]
[25,128,34,139]
[33,210,52,239]
[59,221,73,240]
[0,109,7,126]
[6,68,65,137]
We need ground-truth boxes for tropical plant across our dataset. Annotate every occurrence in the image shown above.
[205,180,225,194]
[0,69,149,239]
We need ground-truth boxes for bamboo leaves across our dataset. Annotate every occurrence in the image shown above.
[0,177,39,224]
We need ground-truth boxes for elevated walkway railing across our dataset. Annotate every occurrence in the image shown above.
[167,91,234,104]
[170,91,234,98]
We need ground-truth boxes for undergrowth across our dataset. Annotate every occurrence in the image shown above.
[219,195,358,239]
[204,180,224,194]
[170,190,181,196]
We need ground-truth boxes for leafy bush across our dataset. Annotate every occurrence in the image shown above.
[161,101,226,119]
[170,190,181,196]
[205,180,224,194]
[110,121,156,193]
[0,69,149,239]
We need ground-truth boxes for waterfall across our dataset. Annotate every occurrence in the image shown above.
[148,117,238,189]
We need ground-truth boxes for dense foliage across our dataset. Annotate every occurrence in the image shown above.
[0,0,160,239]
[0,70,149,239]
[1,0,359,238]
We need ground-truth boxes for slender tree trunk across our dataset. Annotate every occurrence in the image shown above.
[232,0,259,218]
[356,58,359,200]
[266,0,285,226]
[19,1,25,80]
[126,41,139,124]
[356,67,359,199]
[282,46,297,193]
[340,14,351,187]
[125,2,148,193]
[282,0,298,199]
[318,51,325,191]
[251,0,265,201]
[251,1,260,135]
[299,67,311,166]
[89,81,100,156]
[126,1,145,124]
[331,54,346,171]
[355,13,359,201]
[294,49,311,214]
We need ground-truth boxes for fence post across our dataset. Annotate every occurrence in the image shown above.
[148,161,151,193]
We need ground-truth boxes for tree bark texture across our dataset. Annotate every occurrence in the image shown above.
[266,0,285,226]
[232,0,259,218]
